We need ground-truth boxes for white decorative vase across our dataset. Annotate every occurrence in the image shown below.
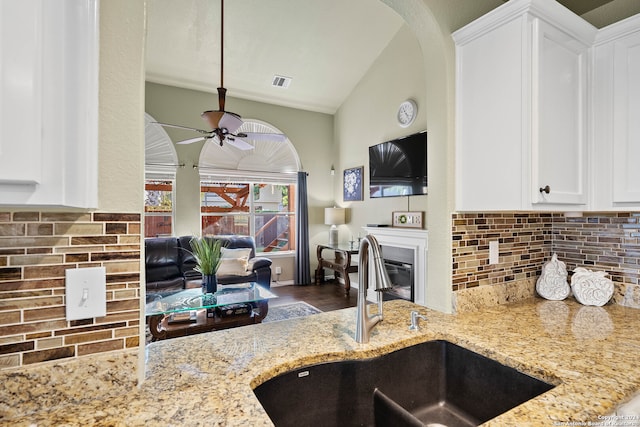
[536,253,570,301]
[571,267,614,307]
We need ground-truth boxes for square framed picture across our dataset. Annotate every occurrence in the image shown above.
[343,166,364,201]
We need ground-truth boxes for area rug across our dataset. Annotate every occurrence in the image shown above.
[262,301,322,323]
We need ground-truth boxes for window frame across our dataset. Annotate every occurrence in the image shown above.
[199,178,296,255]
[144,178,175,237]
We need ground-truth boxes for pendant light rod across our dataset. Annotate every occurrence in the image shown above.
[214,0,227,113]
[220,0,224,89]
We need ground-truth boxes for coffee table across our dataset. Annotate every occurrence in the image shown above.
[145,283,277,341]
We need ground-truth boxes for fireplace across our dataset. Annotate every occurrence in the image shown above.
[381,245,414,302]
[362,227,428,306]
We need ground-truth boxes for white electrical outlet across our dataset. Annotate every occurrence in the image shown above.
[65,267,107,321]
[489,241,499,265]
[275,266,282,275]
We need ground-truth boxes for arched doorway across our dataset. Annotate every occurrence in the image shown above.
[378,0,455,312]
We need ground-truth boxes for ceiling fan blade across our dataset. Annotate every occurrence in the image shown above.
[219,112,243,133]
[225,137,254,151]
[176,136,206,145]
[152,121,211,135]
[238,132,287,142]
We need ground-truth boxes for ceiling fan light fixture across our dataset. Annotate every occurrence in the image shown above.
[200,110,224,129]
[200,110,243,134]
[218,111,243,133]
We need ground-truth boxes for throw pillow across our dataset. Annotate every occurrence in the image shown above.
[217,258,250,276]
[216,247,252,276]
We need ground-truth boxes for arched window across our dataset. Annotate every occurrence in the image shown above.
[198,120,300,253]
[144,112,179,237]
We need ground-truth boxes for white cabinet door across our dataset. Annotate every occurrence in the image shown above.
[531,19,589,206]
[455,17,527,212]
[592,16,640,210]
[611,30,640,204]
[454,1,594,212]
[0,1,42,186]
[0,0,98,208]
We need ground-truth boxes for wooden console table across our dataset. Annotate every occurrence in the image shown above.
[315,244,358,296]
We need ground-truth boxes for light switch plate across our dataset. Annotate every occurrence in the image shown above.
[65,267,107,321]
[489,241,499,265]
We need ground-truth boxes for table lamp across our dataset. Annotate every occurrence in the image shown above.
[324,207,346,246]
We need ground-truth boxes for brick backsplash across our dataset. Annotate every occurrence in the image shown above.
[452,212,553,291]
[0,212,141,370]
[553,213,640,286]
[452,212,640,304]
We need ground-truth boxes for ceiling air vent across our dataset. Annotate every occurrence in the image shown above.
[272,75,292,89]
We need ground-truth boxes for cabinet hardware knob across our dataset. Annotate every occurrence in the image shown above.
[539,185,551,194]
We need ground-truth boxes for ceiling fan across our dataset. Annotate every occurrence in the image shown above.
[152,0,286,151]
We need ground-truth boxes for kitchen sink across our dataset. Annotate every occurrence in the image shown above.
[253,340,554,427]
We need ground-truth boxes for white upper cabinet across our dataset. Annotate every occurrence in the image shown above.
[532,19,590,206]
[592,15,640,209]
[454,15,526,211]
[454,0,596,211]
[0,0,99,208]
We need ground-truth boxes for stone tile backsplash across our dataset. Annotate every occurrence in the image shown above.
[3,209,638,370]
[452,212,552,290]
[452,211,640,309]
[553,213,640,308]
[0,212,141,370]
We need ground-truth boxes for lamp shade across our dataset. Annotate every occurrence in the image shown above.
[324,207,346,226]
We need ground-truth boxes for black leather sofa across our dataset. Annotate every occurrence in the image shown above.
[145,235,272,297]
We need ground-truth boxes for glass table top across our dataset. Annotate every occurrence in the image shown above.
[145,283,277,317]
[320,243,360,252]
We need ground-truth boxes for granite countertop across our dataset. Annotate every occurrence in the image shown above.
[7,298,640,426]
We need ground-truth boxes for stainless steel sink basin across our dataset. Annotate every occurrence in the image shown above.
[253,340,554,427]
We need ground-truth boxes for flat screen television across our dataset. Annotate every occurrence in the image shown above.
[369,130,427,198]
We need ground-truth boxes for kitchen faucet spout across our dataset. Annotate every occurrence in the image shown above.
[354,235,393,343]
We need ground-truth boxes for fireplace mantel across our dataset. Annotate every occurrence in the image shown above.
[362,227,428,306]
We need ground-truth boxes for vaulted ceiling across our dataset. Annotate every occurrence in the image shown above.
[145,0,640,115]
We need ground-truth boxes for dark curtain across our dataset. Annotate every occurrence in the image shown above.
[295,171,311,285]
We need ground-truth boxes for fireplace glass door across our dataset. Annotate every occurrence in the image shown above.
[381,246,414,302]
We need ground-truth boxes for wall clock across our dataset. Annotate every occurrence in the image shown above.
[397,99,417,128]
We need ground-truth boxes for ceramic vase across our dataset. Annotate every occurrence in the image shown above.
[571,267,614,307]
[536,253,570,301]
[203,275,218,294]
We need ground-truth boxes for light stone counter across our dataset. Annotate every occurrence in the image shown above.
[3,298,640,426]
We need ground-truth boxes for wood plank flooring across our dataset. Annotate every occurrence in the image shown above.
[269,281,357,312]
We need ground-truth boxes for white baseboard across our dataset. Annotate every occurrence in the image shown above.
[270,280,294,287]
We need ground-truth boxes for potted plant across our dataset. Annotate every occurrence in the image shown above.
[189,236,224,294]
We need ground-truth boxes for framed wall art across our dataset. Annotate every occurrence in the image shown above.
[343,166,364,201]
[392,211,424,229]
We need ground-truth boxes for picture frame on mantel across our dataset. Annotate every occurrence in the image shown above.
[343,166,364,201]
[392,211,424,229]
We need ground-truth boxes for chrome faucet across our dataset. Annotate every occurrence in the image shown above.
[355,235,393,343]
[409,310,427,331]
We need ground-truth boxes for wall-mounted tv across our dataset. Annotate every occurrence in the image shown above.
[369,130,427,198]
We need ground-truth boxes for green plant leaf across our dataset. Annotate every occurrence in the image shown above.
[187,236,225,276]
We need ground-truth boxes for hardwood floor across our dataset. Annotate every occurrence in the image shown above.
[269,281,357,312]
